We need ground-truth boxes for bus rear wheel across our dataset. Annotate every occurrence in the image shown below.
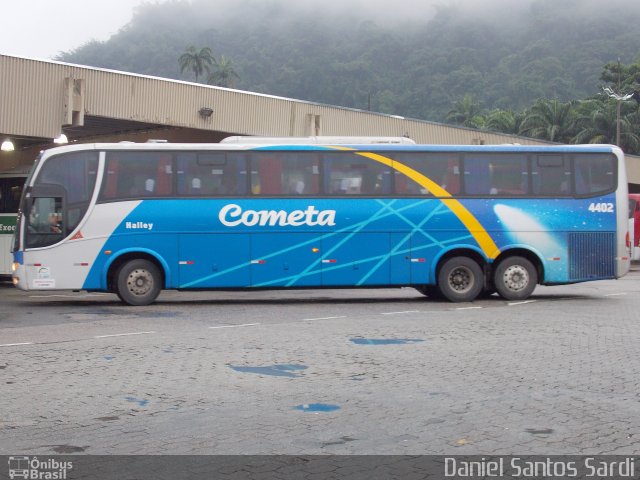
[437,257,483,302]
[493,256,537,301]
[116,259,161,306]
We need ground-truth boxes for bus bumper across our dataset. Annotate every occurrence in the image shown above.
[11,251,27,290]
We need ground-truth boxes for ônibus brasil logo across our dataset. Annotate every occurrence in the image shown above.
[219,204,336,227]
[8,456,73,479]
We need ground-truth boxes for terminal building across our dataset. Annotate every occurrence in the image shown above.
[1,53,639,191]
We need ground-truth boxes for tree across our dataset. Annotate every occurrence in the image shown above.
[207,55,240,88]
[178,46,215,83]
[446,94,485,128]
[519,99,575,143]
[573,99,640,153]
[485,109,522,135]
[600,60,640,93]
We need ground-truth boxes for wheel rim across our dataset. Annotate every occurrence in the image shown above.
[502,264,529,292]
[448,266,474,294]
[126,268,154,297]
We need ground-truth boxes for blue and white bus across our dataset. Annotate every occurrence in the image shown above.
[11,137,630,305]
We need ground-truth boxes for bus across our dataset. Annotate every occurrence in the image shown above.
[11,137,630,305]
[0,167,28,276]
[629,193,640,261]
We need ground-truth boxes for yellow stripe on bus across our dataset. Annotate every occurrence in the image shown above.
[349,150,500,259]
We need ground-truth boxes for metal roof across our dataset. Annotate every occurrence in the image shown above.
[1,53,639,185]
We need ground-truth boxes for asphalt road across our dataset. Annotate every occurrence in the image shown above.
[1,267,639,455]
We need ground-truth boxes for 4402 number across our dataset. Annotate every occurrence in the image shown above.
[588,202,614,213]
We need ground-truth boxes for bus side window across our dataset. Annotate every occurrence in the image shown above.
[391,153,460,196]
[176,152,246,196]
[155,155,173,195]
[532,155,570,195]
[251,153,320,196]
[463,156,492,195]
[249,155,280,195]
[574,154,615,196]
[488,155,528,195]
[283,154,320,195]
[441,160,461,195]
[324,153,390,195]
[102,152,174,199]
[103,158,119,199]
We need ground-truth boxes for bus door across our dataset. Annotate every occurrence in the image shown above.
[178,234,251,288]
[321,232,391,286]
[408,233,434,284]
[388,233,434,285]
[250,233,321,287]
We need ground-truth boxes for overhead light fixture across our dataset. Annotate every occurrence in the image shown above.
[1,139,15,151]
[53,133,68,144]
[198,107,214,118]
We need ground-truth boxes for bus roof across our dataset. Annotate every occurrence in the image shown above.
[36,140,623,156]
[220,136,417,145]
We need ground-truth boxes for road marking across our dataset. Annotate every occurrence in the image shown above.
[301,315,347,322]
[208,323,260,329]
[455,306,483,310]
[508,300,537,306]
[0,342,34,347]
[380,310,420,315]
[604,292,627,297]
[94,331,155,338]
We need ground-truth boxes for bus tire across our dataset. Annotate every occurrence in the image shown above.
[493,256,537,301]
[437,257,483,302]
[115,259,162,306]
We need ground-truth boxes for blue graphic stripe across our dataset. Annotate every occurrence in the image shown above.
[252,234,474,287]
[180,199,431,288]
[282,200,399,287]
[354,201,448,285]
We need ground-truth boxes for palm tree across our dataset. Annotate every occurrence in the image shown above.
[573,99,640,152]
[485,109,522,135]
[519,99,575,143]
[446,94,485,128]
[178,46,215,83]
[207,55,240,88]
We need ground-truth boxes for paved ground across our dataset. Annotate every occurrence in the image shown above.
[1,267,639,455]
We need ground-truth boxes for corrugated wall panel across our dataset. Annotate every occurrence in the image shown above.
[1,57,63,138]
[0,54,638,186]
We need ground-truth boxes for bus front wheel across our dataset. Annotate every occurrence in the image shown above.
[437,257,483,302]
[493,256,537,301]
[115,259,162,306]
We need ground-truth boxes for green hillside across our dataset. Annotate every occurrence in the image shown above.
[58,0,640,151]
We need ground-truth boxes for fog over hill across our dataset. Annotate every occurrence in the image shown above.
[58,0,640,122]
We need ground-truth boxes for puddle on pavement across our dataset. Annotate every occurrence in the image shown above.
[50,445,87,453]
[229,364,308,378]
[125,396,150,407]
[525,428,554,435]
[293,403,341,413]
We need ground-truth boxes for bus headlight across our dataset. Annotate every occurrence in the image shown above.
[11,262,19,273]
[12,276,19,286]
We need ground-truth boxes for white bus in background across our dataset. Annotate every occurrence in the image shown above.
[0,166,29,276]
[630,194,640,261]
